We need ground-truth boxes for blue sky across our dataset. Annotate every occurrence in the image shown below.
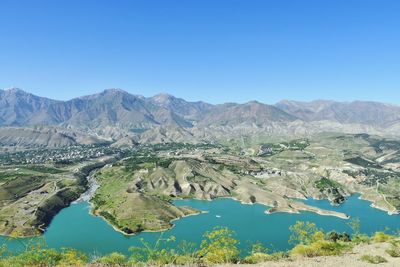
[0,0,399,104]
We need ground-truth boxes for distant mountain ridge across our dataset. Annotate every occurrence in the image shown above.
[276,99,400,127]
[1,87,400,147]
[0,88,299,129]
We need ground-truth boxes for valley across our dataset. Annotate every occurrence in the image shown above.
[1,133,399,237]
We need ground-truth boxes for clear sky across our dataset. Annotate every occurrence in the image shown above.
[0,0,399,104]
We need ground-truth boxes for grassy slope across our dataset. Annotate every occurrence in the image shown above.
[92,166,197,234]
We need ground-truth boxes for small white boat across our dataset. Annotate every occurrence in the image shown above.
[215,215,221,218]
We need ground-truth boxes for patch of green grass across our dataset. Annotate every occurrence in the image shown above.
[0,176,45,201]
[243,252,287,263]
[99,211,119,228]
[25,165,65,174]
[96,252,127,265]
[360,255,388,264]
[0,171,33,182]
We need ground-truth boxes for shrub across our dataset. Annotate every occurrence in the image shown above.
[386,241,400,257]
[386,248,400,257]
[352,233,371,244]
[197,226,240,264]
[0,247,88,267]
[249,242,269,254]
[360,255,388,264]
[289,221,320,245]
[373,231,392,243]
[326,231,351,242]
[243,252,287,263]
[129,234,178,265]
[291,239,350,257]
[97,252,127,265]
[174,254,197,265]
[58,248,88,265]
[173,240,198,265]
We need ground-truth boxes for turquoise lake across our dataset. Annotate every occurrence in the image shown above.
[1,194,399,256]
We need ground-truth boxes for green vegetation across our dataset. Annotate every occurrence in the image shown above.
[92,165,197,234]
[243,252,287,264]
[197,227,240,264]
[0,170,36,182]
[386,246,400,258]
[373,231,393,243]
[314,177,342,191]
[360,255,388,264]
[345,156,382,169]
[243,243,287,264]
[360,134,400,155]
[386,240,400,257]
[124,156,174,171]
[314,177,346,204]
[258,139,310,156]
[347,218,371,244]
[0,176,45,201]
[289,221,320,245]
[289,221,352,257]
[96,252,127,265]
[0,243,87,267]
[24,165,65,174]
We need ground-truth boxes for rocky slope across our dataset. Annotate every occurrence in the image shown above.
[0,127,105,148]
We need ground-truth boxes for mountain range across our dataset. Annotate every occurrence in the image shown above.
[1,88,400,148]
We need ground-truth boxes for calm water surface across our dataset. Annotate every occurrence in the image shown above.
[1,194,399,255]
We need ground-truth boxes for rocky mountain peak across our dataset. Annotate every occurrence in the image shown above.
[101,88,128,95]
[151,93,175,103]
[3,87,28,95]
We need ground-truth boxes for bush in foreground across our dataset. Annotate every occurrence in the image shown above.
[360,255,388,264]
[373,231,393,243]
[289,221,352,257]
[197,226,240,264]
[386,240,400,257]
[0,247,88,267]
[243,252,287,264]
[96,252,126,265]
